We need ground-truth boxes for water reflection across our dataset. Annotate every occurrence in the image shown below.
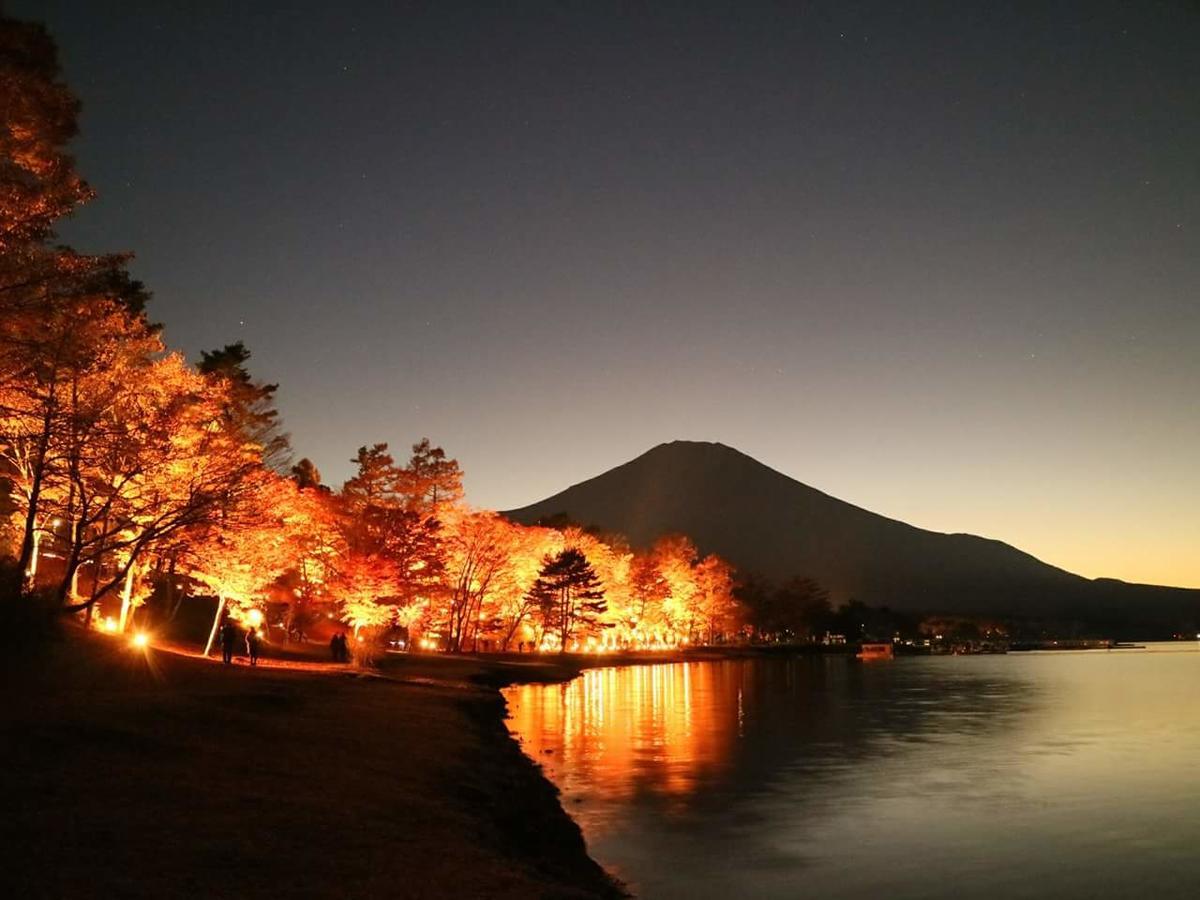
[505,648,1200,899]
[508,664,735,805]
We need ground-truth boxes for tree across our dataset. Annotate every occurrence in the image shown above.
[403,438,462,510]
[442,511,521,653]
[0,15,92,251]
[333,552,403,636]
[0,12,154,600]
[76,359,265,627]
[654,535,701,643]
[190,472,297,654]
[290,457,322,491]
[740,575,830,642]
[342,443,401,520]
[693,554,739,643]
[198,342,290,472]
[492,524,563,650]
[626,553,669,642]
[0,273,156,595]
[335,442,445,645]
[527,548,608,653]
[277,478,342,638]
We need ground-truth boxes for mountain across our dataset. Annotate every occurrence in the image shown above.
[504,441,1199,631]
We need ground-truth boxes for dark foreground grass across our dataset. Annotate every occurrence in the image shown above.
[0,631,623,899]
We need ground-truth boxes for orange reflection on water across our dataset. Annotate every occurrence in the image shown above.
[505,662,738,812]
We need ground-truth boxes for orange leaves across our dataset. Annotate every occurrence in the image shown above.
[433,514,744,650]
[0,16,93,250]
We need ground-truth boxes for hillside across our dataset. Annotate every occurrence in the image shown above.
[505,441,1198,629]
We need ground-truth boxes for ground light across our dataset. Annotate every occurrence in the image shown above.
[131,632,149,649]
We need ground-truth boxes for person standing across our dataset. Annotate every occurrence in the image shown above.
[220,619,238,665]
[245,627,261,667]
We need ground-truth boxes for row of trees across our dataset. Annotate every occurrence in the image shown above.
[209,442,744,654]
[1,18,269,633]
[0,13,748,654]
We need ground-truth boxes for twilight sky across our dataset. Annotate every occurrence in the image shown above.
[16,1,1200,587]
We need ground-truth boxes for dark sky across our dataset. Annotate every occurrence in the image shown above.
[14,1,1200,586]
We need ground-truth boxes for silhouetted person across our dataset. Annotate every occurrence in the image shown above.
[246,627,261,667]
[331,632,349,663]
[220,619,238,665]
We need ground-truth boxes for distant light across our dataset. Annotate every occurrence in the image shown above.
[131,632,149,649]
[246,609,264,628]
[101,617,118,633]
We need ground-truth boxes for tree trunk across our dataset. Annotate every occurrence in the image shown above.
[55,539,83,606]
[117,562,137,633]
[14,413,52,590]
[558,585,570,653]
[25,528,41,583]
[204,595,226,657]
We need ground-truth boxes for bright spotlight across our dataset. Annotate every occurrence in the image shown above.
[131,632,149,649]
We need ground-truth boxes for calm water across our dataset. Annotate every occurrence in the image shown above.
[504,647,1200,899]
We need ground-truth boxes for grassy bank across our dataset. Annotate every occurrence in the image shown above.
[0,630,623,899]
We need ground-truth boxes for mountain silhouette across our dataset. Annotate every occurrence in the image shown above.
[505,441,1198,631]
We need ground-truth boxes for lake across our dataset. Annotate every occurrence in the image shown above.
[503,646,1200,899]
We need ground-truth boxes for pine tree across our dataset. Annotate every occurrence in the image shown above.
[526,548,608,652]
[198,342,291,471]
[403,438,462,510]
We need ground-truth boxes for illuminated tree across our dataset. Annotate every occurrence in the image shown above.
[335,442,447,649]
[190,472,297,654]
[693,554,739,643]
[0,272,154,595]
[199,342,290,472]
[0,13,154,600]
[627,553,670,645]
[277,479,342,638]
[527,547,608,652]
[342,443,401,517]
[493,525,563,650]
[403,438,463,510]
[443,511,520,652]
[0,15,92,250]
[333,554,398,632]
[648,535,699,643]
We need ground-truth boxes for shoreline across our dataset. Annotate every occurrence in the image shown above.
[0,634,870,898]
[17,630,1181,897]
[1,631,631,899]
[384,645,820,898]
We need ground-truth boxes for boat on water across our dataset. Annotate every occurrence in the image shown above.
[857,642,894,660]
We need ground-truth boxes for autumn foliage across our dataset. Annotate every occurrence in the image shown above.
[0,12,745,653]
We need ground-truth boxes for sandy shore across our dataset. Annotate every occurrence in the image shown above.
[0,630,626,899]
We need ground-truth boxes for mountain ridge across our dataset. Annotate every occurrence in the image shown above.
[504,440,1198,630]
